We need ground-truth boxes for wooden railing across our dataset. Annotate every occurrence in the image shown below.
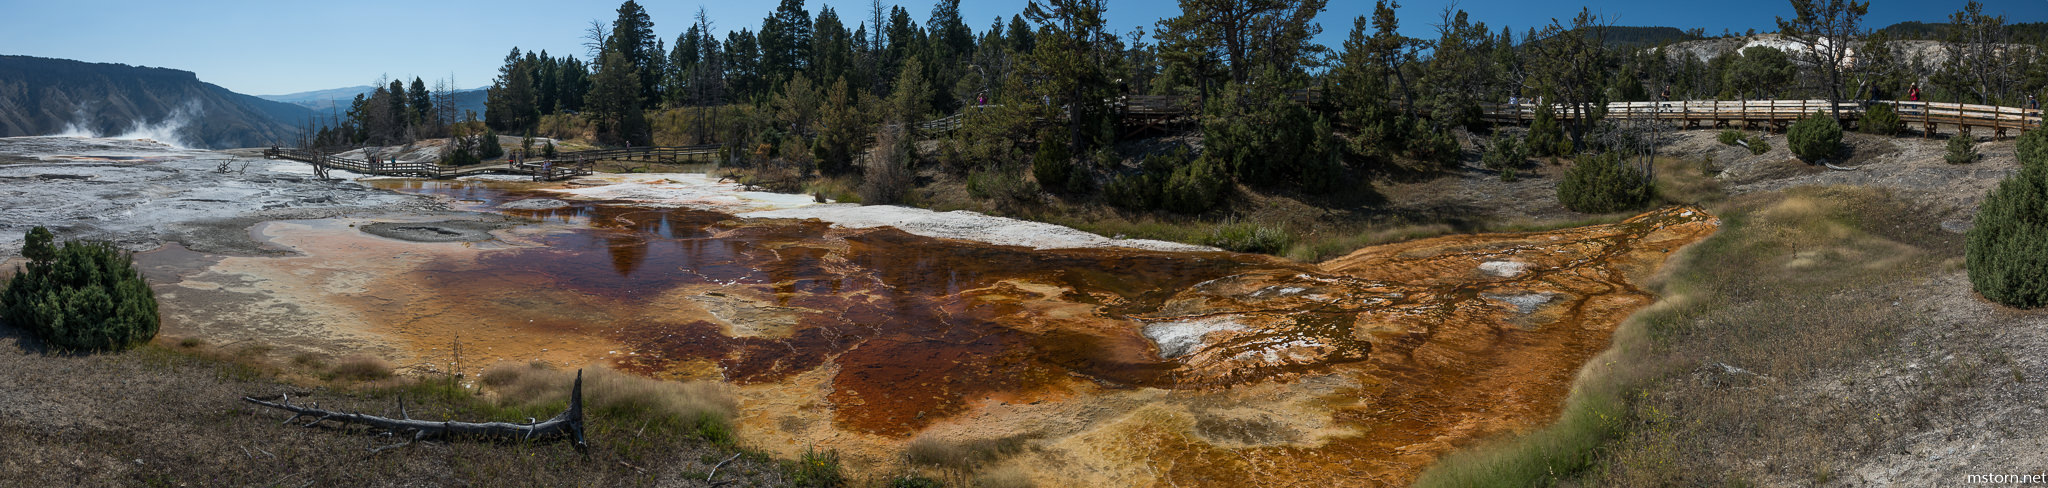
[540,144,721,163]
[1479,99,2044,137]
[265,144,726,181]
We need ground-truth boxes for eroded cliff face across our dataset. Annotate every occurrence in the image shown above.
[141,178,1717,487]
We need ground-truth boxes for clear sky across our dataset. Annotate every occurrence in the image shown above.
[1,0,2041,96]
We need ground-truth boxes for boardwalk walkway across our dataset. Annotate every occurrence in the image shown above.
[1479,99,2041,138]
[919,95,2041,140]
[264,144,721,181]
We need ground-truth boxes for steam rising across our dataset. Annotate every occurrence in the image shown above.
[49,101,203,148]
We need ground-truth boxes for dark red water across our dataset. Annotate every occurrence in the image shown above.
[372,180,1285,434]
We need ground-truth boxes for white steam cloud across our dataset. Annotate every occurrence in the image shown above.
[49,101,203,148]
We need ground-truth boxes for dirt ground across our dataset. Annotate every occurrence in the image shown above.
[0,326,794,487]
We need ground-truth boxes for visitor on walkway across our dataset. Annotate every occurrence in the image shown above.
[1908,84,1921,102]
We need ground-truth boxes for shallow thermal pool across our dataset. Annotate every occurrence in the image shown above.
[139,176,1718,486]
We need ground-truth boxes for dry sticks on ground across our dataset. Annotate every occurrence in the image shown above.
[241,370,587,454]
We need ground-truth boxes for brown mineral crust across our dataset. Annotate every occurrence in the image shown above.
[150,177,1718,486]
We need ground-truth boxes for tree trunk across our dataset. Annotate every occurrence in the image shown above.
[243,370,588,453]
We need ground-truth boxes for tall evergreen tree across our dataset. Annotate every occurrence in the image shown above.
[812,7,854,86]
[1006,15,1036,54]
[1159,0,1328,85]
[669,23,704,107]
[556,56,591,113]
[1527,8,1611,150]
[759,0,814,86]
[605,0,660,108]
[725,29,763,102]
[386,79,409,140]
[1024,0,1116,155]
[589,51,650,146]
[408,77,431,125]
[486,48,539,132]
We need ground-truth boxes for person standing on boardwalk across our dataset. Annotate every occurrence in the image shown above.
[1908,84,1921,102]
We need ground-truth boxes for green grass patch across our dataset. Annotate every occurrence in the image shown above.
[1416,186,1941,485]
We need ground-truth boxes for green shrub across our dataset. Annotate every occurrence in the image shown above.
[478,128,505,159]
[1203,92,1344,192]
[966,166,1036,204]
[1163,156,1229,214]
[1104,172,1161,210]
[1527,101,1570,157]
[1786,110,1842,163]
[2017,129,2048,169]
[542,140,558,158]
[1030,132,1073,193]
[1104,149,1216,212]
[1482,135,1527,177]
[888,475,945,488]
[1744,134,1772,155]
[1860,103,1903,135]
[1556,152,1652,213]
[1967,163,2048,308]
[1206,221,1294,255]
[1714,129,1769,154]
[1409,123,1462,167]
[1946,135,1979,165]
[1,227,159,352]
[787,446,844,487]
[1717,129,1743,146]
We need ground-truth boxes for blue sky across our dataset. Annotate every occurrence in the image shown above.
[1,0,2041,96]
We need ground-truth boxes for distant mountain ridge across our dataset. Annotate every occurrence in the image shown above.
[257,85,376,113]
[0,55,311,148]
[260,83,490,124]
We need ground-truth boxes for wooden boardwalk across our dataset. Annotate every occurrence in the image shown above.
[918,93,2040,141]
[1479,99,2045,138]
[264,144,721,181]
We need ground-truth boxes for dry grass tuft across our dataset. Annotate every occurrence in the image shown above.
[971,465,1037,488]
[329,356,393,381]
[903,433,1035,473]
[477,361,737,442]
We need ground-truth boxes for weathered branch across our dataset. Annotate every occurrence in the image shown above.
[243,370,587,452]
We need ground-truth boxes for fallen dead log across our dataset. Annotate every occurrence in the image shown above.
[243,370,587,453]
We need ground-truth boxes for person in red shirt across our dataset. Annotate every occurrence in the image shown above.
[1908,84,1921,102]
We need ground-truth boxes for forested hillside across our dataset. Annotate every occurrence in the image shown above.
[304,0,2048,217]
[0,55,310,148]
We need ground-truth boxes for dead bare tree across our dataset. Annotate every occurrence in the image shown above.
[243,370,587,454]
[584,19,612,63]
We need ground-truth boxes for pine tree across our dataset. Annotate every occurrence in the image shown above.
[1024,0,1115,155]
[1968,158,2048,308]
[605,0,660,108]
[590,51,650,146]
[887,57,932,124]
[1,227,159,353]
[725,29,763,102]
[759,0,814,86]
[408,77,432,125]
[486,48,539,132]
[386,79,409,140]
[811,7,854,87]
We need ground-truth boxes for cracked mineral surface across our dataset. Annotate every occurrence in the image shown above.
[0,136,1720,487]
